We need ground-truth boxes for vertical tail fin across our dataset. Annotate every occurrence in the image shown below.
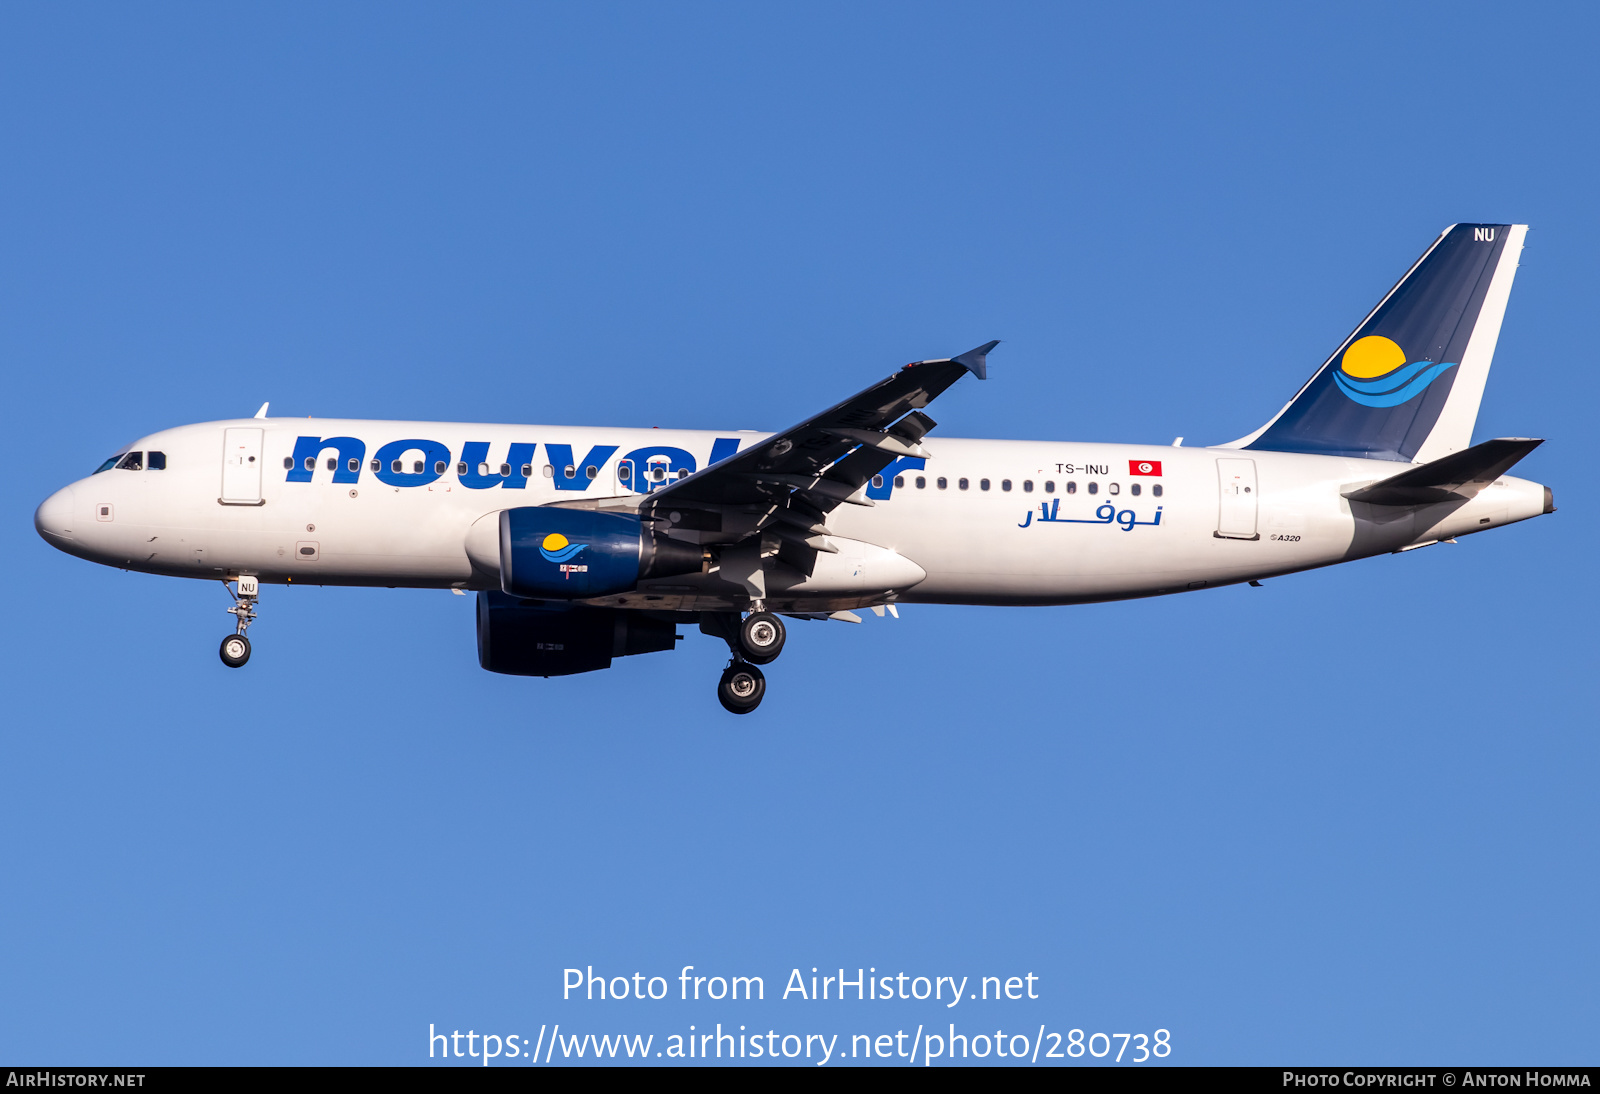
[1233,223,1526,462]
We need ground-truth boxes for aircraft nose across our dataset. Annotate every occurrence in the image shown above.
[34,484,77,545]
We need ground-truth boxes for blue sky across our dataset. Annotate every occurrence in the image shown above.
[2,2,1595,1066]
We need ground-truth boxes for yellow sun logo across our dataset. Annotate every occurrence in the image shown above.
[1340,335,1407,379]
[1332,334,1457,407]
[537,531,586,563]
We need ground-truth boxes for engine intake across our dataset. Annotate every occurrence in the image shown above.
[476,592,678,677]
[499,507,703,599]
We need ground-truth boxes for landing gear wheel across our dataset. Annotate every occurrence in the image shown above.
[219,633,252,668]
[220,578,259,668]
[738,611,786,664]
[717,661,766,714]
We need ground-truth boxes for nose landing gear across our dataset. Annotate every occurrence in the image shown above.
[220,577,259,668]
[220,633,251,668]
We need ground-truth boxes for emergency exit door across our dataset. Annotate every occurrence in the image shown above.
[220,427,264,504]
[1216,458,1259,540]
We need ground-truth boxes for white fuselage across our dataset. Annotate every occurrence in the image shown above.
[34,418,1550,611]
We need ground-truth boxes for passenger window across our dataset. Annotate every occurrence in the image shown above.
[500,463,511,477]
[980,478,991,491]
[543,465,554,478]
[117,452,143,470]
[390,460,402,473]
[1066,481,1077,494]
[894,475,904,488]
[677,469,688,479]
[937,476,947,489]
[304,456,316,471]
[522,464,533,478]
[1088,482,1098,495]
[619,461,634,483]
[371,459,381,472]
[434,460,447,475]
[282,457,293,470]
[564,466,576,479]
[1109,482,1120,495]
[1131,483,1141,496]
[915,476,926,489]
[348,458,359,473]
[959,478,969,490]
[326,457,337,471]
[457,462,468,475]
[148,451,166,470]
[1001,479,1012,491]
[1023,480,1033,493]
[1044,480,1054,494]
[586,465,598,479]
[871,475,883,489]
[412,460,424,474]
[1153,484,1163,497]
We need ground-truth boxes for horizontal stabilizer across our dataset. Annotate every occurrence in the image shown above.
[1342,437,1543,506]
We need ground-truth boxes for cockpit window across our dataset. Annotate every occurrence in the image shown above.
[93,454,125,474]
[148,451,166,470]
[116,452,144,471]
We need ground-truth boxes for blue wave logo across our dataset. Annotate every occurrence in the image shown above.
[537,532,587,563]
[1333,336,1456,408]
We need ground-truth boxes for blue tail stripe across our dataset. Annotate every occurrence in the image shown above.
[1332,362,1457,407]
[1335,358,1448,393]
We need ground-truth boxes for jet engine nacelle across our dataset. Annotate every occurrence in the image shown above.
[476,591,679,677]
[498,507,703,599]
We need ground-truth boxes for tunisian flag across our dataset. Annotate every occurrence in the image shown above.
[1129,460,1162,476]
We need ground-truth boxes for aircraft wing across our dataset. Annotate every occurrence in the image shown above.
[640,341,997,528]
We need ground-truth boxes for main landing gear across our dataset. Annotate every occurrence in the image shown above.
[705,607,788,714]
[220,576,259,668]
[738,611,785,664]
[717,661,766,715]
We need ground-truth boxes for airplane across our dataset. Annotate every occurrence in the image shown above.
[34,223,1553,713]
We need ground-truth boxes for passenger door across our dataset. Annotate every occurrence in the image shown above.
[220,427,264,505]
[1216,458,1259,540]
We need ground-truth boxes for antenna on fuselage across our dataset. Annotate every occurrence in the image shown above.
[254,402,269,419]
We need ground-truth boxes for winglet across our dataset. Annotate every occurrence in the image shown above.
[952,340,999,380]
[254,402,270,419]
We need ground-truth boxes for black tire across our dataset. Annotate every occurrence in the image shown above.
[219,633,251,668]
[717,661,766,714]
[738,611,786,663]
